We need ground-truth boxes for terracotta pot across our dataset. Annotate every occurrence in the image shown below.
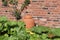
[22,14,35,28]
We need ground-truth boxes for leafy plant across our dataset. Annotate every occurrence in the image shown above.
[0,16,60,40]
[31,26,50,34]
[21,0,30,12]
[0,16,28,40]
[30,26,60,40]
[13,9,21,20]
[53,38,60,40]
[12,0,30,20]
[9,0,18,5]
[0,23,3,31]
[24,0,30,6]
[2,0,8,6]
[28,33,41,40]
[21,4,26,12]
[50,28,60,36]
[0,16,7,23]
[41,33,48,39]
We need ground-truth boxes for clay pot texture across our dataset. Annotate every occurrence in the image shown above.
[22,14,35,28]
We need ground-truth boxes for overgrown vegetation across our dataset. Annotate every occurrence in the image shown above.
[31,26,60,40]
[0,16,27,40]
[0,16,60,40]
[1,0,60,40]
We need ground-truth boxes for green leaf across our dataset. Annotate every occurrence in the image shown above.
[7,21,17,27]
[0,34,8,40]
[50,28,60,36]
[18,21,25,27]
[31,26,50,34]
[0,16,7,23]
[41,33,48,39]
[24,0,30,6]
[29,33,41,40]
[44,38,51,40]
[53,38,60,40]
[9,0,18,5]
[0,23,3,31]
[4,23,8,27]
[8,36,18,40]
[2,0,8,6]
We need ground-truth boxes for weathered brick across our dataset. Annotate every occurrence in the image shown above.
[0,0,60,27]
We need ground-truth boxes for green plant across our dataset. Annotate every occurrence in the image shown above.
[2,0,8,6]
[21,0,30,12]
[9,0,18,5]
[0,16,7,23]
[12,0,30,20]
[49,28,60,36]
[21,4,25,12]
[30,26,60,40]
[53,38,60,40]
[13,9,21,20]
[0,16,60,40]
[28,33,41,40]
[0,16,28,40]
[24,0,30,6]
[31,26,50,34]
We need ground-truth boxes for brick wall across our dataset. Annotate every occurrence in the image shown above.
[21,0,60,28]
[0,0,60,28]
[0,0,24,21]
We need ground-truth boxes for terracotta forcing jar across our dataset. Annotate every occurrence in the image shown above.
[22,14,35,29]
